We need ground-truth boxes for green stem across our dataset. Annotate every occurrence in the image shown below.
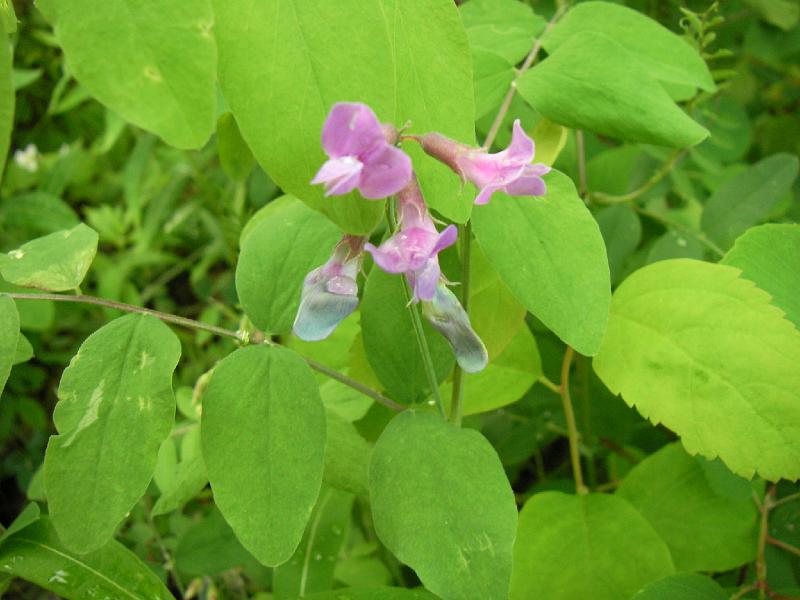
[560,347,588,495]
[575,130,587,198]
[449,222,472,426]
[591,150,686,205]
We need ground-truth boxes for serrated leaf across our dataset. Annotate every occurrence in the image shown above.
[472,170,611,355]
[593,259,800,480]
[0,517,172,600]
[213,0,475,230]
[43,0,216,149]
[0,294,18,397]
[510,492,674,600]
[370,411,517,600]
[1,224,98,292]
[44,314,181,552]
[630,573,728,600]
[201,345,326,566]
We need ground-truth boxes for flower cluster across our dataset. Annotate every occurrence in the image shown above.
[294,102,550,374]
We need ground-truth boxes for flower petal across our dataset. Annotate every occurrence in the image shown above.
[503,119,535,162]
[293,280,360,341]
[503,172,547,197]
[433,224,458,254]
[311,156,363,196]
[359,144,413,199]
[474,183,503,205]
[321,102,385,158]
[412,258,441,302]
[364,239,410,274]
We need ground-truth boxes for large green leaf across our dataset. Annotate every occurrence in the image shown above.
[630,573,728,600]
[722,224,800,329]
[510,492,674,600]
[517,32,708,148]
[617,442,758,571]
[361,268,454,404]
[460,0,545,64]
[472,171,610,355]
[543,1,714,91]
[273,487,354,598]
[201,345,326,566]
[0,15,13,184]
[1,224,98,291]
[0,517,172,600]
[213,0,475,231]
[43,0,216,149]
[292,590,438,600]
[370,411,517,600]
[0,294,18,397]
[702,153,799,250]
[593,259,800,480]
[236,197,342,335]
[44,314,181,552]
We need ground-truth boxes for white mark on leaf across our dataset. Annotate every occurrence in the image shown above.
[138,396,152,411]
[8,249,23,259]
[139,351,154,371]
[48,569,69,584]
[62,380,105,447]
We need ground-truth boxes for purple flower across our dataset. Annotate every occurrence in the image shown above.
[293,236,365,341]
[311,102,412,199]
[410,119,550,205]
[365,176,457,302]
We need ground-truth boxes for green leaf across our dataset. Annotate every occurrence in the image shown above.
[201,345,326,566]
[0,517,172,600]
[213,0,475,230]
[13,332,33,365]
[0,16,13,184]
[44,314,181,552]
[743,0,800,31]
[292,589,438,600]
[595,205,642,285]
[0,503,40,544]
[0,0,16,34]
[151,426,208,516]
[518,32,709,148]
[472,170,611,355]
[273,487,354,598]
[43,0,216,149]
[0,294,18,397]
[630,573,728,600]
[471,49,514,120]
[174,508,255,576]
[217,112,255,182]
[646,230,705,264]
[702,154,799,250]
[617,442,758,571]
[510,492,674,600]
[1,224,98,291]
[593,259,800,480]
[370,411,517,600]
[722,224,800,329]
[460,0,545,64]
[0,192,80,243]
[236,198,342,335]
[543,1,714,91]
[361,268,454,404]
[323,411,371,497]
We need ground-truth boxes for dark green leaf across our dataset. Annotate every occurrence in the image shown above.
[630,573,728,600]
[0,294,18,397]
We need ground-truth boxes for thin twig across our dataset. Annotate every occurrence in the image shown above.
[559,347,588,494]
[539,375,561,394]
[591,150,686,205]
[768,536,800,558]
[772,491,800,509]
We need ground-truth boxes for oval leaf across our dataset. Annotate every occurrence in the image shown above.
[593,259,800,480]
[472,170,611,355]
[44,314,181,552]
[201,345,326,566]
[510,492,674,600]
[0,294,18,397]
[370,411,518,600]
[631,573,728,600]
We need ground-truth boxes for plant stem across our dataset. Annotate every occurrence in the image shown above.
[591,150,686,205]
[768,536,800,558]
[575,130,587,198]
[449,222,473,426]
[560,347,588,494]
[481,4,568,150]
[632,206,725,257]
[772,491,800,509]
[755,485,775,599]
[539,375,561,394]
[6,292,402,413]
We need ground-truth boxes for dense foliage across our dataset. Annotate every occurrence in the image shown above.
[0,1,799,599]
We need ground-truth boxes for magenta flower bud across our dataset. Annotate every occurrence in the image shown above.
[411,119,550,205]
[365,176,457,303]
[293,236,365,341]
[311,102,412,199]
[422,283,488,373]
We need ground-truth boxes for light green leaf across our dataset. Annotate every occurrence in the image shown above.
[370,411,517,600]
[361,268,454,404]
[44,0,216,149]
[273,487,354,599]
[471,49,514,120]
[530,118,568,167]
[213,0,475,230]
[702,153,799,250]
[13,332,33,365]
[44,314,181,552]
[472,170,611,355]
[292,589,438,600]
[510,492,674,600]
[201,345,326,566]
[617,442,758,571]
[323,411,371,497]
[630,573,728,600]
[0,294,18,397]
[236,198,342,335]
[0,15,13,183]
[518,32,709,148]
[0,0,16,33]
[174,508,255,576]
[460,0,545,64]
[595,205,642,285]
[722,224,800,329]
[0,517,172,600]
[1,224,98,292]
[217,112,255,182]
[151,426,207,517]
[543,1,714,91]
[593,259,800,480]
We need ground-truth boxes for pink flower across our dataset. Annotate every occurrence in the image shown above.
[411,119,550,205]
[365,176,457,302]
[311,102,412,199]
[293,236,365,341]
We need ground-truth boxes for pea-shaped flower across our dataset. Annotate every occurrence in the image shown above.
[365,176,457,302]
[311,102,412,199]
[410,119,550,205]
